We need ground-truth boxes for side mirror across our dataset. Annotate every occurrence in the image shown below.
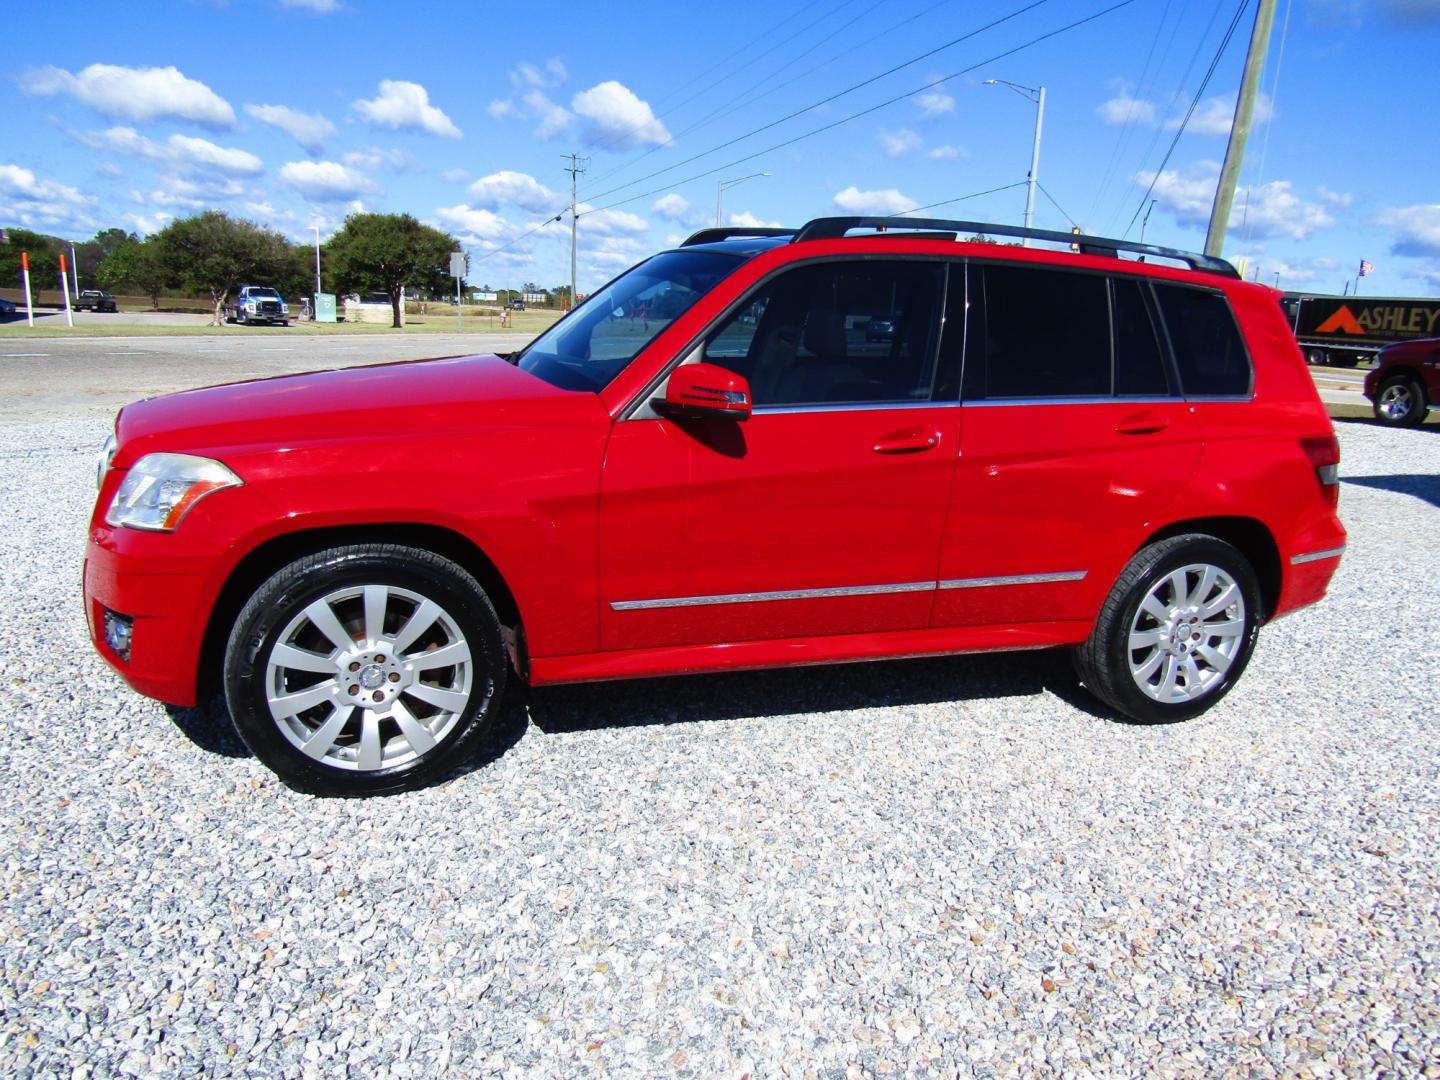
[658,362,752,421]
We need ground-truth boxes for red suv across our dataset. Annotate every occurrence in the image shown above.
[85,217,1346,795]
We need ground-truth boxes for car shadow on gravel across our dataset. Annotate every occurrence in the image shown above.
[1333,415,1440,433]
[1342,473,1440,509]
[522,649,1113,735]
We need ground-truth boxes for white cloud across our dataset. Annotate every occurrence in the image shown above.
[468,170,562,213]
[928,145,966,160]
[343,147,422,173]
[1165,93,1275,135]
[433,205,514,245]
[280,0,341,10]
[572,81,669,149]
[727,211,782,228]
[880,129,923,158]
[0,164,92,206]
[488,59,574,138]
[245,103,335,152]
[124,211,173,235]
[280,160,380,200]
[441,168,469,183]
[577,204,649,236]
[1096,91,1156,126]
[353,80,461,138]
[137,176,245,209]
[1136,163,1335,240]
[652,193,692,221]
[916,78,955,116]
[511,59,568,89]
[78,127,263,176]
[834,186,917,216]
[524,90,573,140]
[21,63,235,128]
[1379,204,1440,256]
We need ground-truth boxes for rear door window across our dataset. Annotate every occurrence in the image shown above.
[964,264,1111,399]
[1153,284,1251,397]
[1113,277,1171,396]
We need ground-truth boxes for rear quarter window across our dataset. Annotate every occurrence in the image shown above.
[1154,284,1251,397]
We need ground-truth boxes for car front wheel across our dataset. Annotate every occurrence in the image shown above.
[224,544,507,796]
[1374,374,1426,428]
[1074,535,1261,724]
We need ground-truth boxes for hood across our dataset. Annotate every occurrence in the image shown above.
[113,353,594,465]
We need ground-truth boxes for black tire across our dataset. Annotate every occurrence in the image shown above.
[223,544,508,796]
[1306,348,1328,366]
[1074,535,1261,724]
[1373,374,1427,428]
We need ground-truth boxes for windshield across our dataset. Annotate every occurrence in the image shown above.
[516,250,742,392]
[248,288,281,299]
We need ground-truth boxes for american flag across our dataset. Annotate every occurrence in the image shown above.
[1359,259,1375,277]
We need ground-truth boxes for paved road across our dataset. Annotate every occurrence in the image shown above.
[0,332,1391,425]
[0,332,535,426]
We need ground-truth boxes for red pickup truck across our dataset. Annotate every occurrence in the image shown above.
[1364,337,1440,427]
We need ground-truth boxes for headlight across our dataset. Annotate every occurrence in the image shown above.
[245,301,257,310]
[105,454,243,531]
[96,433,117,490]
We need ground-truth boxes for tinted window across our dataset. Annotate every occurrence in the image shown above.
[704,261,943,407]
[1113,278,1170,396]
[967,264,1111,399]
[1154,284,1251,397]
[517,250,741,392]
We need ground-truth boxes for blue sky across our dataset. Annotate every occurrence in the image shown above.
[3,0,1438,297]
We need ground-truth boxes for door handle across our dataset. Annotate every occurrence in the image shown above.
[873,427,942,454]
[1114,412,1168,435]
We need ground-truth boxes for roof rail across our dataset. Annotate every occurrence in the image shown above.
[681,226,795,247]
[792,216,1239,278]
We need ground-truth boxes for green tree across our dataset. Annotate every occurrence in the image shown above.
[149,211,293,326]
[97,236,167,309]
[0,229,60,305]
[324,212,457,328]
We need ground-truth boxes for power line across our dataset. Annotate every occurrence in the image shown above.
[582,0,845,162]
[586,0,889,190]
[1037,182,1080,229]
[889,181,1031,217]
[1123,0,1250,237]
[580,0,1138,220]
[579,0,1055,209]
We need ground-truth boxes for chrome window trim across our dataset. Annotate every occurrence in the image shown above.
[1290,546,1346,565]
[611,580,935,611]
[961,396,1179,408]
[753,400,962,416]
[938,571,1087,589]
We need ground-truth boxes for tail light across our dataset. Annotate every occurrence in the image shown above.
[1300,435,1340,506]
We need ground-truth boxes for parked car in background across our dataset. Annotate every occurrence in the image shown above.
[75,290,118,313]
[226,285,289,326]
[1364,337,1440,427]
[0,297,19,321]
[86,216,1345,796]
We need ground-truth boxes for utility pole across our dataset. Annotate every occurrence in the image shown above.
[564,154,587,311]
[1204,0,1279,258]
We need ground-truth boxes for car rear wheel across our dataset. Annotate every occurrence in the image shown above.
[223,544,507,796]
[1074,535,1261,724]
[1374,374,1426,428]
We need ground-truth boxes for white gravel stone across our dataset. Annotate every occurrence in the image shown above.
[0,412,1437,1077]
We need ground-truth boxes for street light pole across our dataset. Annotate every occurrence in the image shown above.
[985,80,1046,246]
[716,172,772,226]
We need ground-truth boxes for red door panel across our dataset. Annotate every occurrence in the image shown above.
[599,407,960,652]
[933,401,1201,628]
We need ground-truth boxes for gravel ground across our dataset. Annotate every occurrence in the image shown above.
[1,410,1437,1078]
